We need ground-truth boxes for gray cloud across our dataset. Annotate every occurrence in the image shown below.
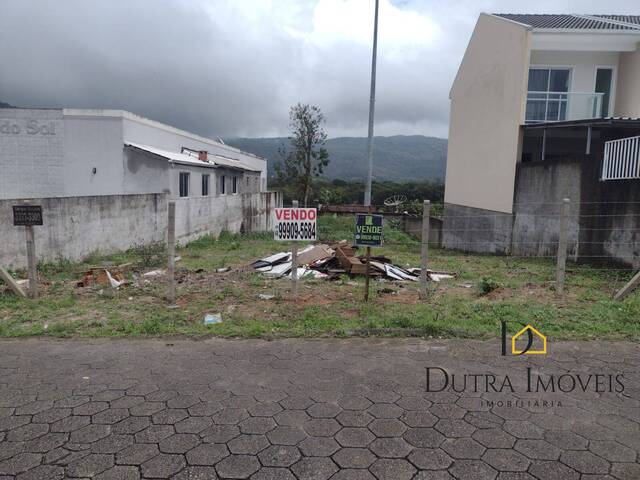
[0,0,638,139]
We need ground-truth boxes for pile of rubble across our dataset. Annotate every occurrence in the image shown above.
[251,241,454,282]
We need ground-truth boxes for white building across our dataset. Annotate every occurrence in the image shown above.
[0,108,267,200]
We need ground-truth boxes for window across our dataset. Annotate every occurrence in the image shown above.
[202,174,209,196]
[526,68,571,123]
[179,172,189,197]
[595,68,614,117]
[221,175,226,195]
[232,176,238,194]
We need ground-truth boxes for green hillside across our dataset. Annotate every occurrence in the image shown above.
[224,135,447,181]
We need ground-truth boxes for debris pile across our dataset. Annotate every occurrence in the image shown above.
[251,241,454,282]
[77,265,131,288]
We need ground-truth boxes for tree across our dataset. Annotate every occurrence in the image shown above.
[275,103,329,206]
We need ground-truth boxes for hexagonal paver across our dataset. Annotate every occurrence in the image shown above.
[113,417,150,435]
[338,396,372,411]
[70,424,111,443]
[266,426,306,446]
[73,402,109,416]
[258,445,301,467]
[239,416,276,435]
[94,465,140,480]
[588,440,636,462]
[167,395,199,409]
[15,464,65,480]
[299,436,341,457]
[430,403,466,419]
[201,424,240,443]
[403,428,445,448]
[141,453,186,478]
[51,416,90,433]
[307,403,341,419]
[251,467,297,480]
[67,453,114,478]
[482,448,530,472]
[6,424,49,442]
[116,443,159,465]
[513,439,560,460]
[528,460,580,480]
[152,409,189,425]
[369,437,412,458]
[32,408,72,424]
[304,418,341,437]
[174,417,212,434]
[186,443,229,465]
[129,402,165,417]
[395,397,432,411]
[216,454,260,479]
[408,448,452,470]
[274,410,310,427]
[92,409,129,425]
[367,404,403,419]
[91,434,134,454]
[228,434,270,454]
[0,453,42,476]
[473,428,516,449]
[172,466,221,480]
[336,411,374,428]
[369,458,416,480]
[400,411,437,428]
[280,397,315,410]
[335,427,374,447]
[448,459,498,480]
[135,425,174,443]
[332,448,376,468]
[23,432,68,453]
[158,433,200,454]
[442,437,486,459]
[543,430,588,451]
[503,421,544,440]
[248,402,283,417]
[368,419,407,437]
[188,401,223,417]
[435,419,476,437]
[559,450,610,475]
[291,457,338,480]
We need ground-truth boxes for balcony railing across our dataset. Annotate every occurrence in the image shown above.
[602,136,640,181]
[525,91,604,123]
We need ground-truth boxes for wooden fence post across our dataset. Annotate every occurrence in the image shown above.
[419,200,431,300]
[556,198,570,295]
[25,225,38,299]
[167,201,176,302]
[291,200,299,298]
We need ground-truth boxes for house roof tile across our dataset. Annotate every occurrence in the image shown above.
[493,13,640,31]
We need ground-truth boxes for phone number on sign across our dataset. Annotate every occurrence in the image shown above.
[276,221,316,240]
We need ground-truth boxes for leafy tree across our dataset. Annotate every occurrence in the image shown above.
[275,104,329,206]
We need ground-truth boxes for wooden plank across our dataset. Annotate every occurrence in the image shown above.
[0,266,27,298]
[613,271,640,301]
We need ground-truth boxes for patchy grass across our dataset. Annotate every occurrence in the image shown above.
[0,215,638,341]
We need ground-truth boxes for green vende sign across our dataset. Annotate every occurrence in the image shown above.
[354,214,383,246]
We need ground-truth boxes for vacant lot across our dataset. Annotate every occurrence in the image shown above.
[1,215,639,340]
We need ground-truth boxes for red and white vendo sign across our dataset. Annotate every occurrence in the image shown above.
[274,208,317,241]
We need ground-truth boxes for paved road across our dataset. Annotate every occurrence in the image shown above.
[0,338,638,480]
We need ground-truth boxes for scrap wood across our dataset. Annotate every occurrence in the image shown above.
[0,266,27,298]
[296,244,333,266]
[613,270,640,300]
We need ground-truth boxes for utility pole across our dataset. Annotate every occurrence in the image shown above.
[363,0,379,207]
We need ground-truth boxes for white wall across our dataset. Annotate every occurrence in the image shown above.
[0,109,64,200]
[615,42,640,118]
[445,14,531,214]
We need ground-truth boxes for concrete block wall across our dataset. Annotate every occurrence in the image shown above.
[174,191,282,244]
[1,191,282,269]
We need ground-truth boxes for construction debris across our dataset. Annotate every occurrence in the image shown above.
[77,265,129,288]
[251,241,455,283]
[204,313,223,325]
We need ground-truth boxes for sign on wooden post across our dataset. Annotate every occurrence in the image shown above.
[355,213,384,302]
[13,204,43,299]
[273,204,317,299]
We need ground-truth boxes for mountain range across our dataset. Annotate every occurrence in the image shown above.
[224,135,447,182]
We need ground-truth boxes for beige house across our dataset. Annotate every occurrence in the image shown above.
[443,14,640,265]
[445,13,640,215]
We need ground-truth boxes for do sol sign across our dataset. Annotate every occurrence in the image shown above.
[355,214,383,246]
[274,208,317,241]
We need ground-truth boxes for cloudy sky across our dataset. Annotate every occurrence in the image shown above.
[1,0,638,139]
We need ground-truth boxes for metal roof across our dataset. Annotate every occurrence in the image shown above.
[493,14,640,30]
[125,143,260,172]
[523,117,640,129]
